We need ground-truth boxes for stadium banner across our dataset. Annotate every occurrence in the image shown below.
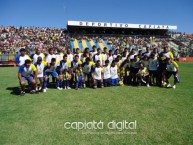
[68,21,177,30]
[179,57,193,62]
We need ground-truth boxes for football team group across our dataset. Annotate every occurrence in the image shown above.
[16,45,179,96]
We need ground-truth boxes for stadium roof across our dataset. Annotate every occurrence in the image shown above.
[68,21,177,30]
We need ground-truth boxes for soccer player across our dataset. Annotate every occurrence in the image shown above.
[141,55,149,68]
[103,60,111,87]
[32,48,45,64]
[136,62,150,87]
[82,57,94,87]
[91,45,97,57]
[108,50,114,65]
[75,64,85,90]
[148,53,158,85]
[67,48,74,61]
[102,47,108,65]
[165,58,179,89]
[60,54,72,72]
[18,59,38,95]
[92,60,104,89]
[43,58,62,92]
[93,48,103,65]
[130,55,140,85]
[46,48,56,64]
[158,48,168,86]
[144,46,151,58]
[71,55,82,71]
[34,57,47,92]
[62,69,71,90]
[110,60,119,86]
[15,48,31,66]
[59,54,72,89]
[75,48,82,61]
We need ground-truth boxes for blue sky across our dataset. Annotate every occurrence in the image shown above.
[0,0,193,33]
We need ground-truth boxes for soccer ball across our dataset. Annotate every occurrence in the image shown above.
[119,81,124,86]
[162,82,167,87]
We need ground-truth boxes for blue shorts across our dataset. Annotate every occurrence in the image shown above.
[77,76,83,82]
[21,75,34,83]
[111,78,118,86]
[45,71,58,78]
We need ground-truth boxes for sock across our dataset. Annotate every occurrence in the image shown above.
[43,81,47,89]
[56,80,59,88]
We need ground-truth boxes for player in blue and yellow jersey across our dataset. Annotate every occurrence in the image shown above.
[43,58,62,92]
[18,59,38,95]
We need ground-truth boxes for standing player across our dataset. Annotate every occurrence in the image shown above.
[92,60,104,89]
[32,48,45,64]
[103,60,111,87]
[15,48,31,66]
[59,54,72,88]
[82,57,95,87]
[110,60,119,86]
[46,48,56,64]
[18,59,38,95]
[93,48,103,66]
[148,53,158,85]
[165,58,179,89]
[75,64,85,90]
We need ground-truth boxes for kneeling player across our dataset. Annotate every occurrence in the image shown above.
[18,59,38,95]
[34,57,47,92]
[137,62,150,87]
[43,58,61,92]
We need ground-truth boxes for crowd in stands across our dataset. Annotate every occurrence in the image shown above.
[0,26,193,59]
[0,26,67,55]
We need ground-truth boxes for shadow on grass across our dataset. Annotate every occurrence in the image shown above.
[6,86,21,96]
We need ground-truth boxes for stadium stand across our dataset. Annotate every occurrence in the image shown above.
[0,24,193,65]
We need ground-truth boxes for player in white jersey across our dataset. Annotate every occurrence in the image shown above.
[34,57,47,92]
[102,47,108,65]
[15,48,31,66]
[148,53,158,85]
[46,48,56,64]
[32,48,45,64]
[103,60,111,87]
[165,58,179,89]
[93,48,103,65]
[67,48,74,61]
[108,50,114,65]
[110,60,118,86]
[92,60,104,89]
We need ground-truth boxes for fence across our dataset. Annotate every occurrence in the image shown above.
[0,54,16,66]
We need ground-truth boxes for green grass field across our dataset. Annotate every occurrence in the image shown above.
[0,63,193,145]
